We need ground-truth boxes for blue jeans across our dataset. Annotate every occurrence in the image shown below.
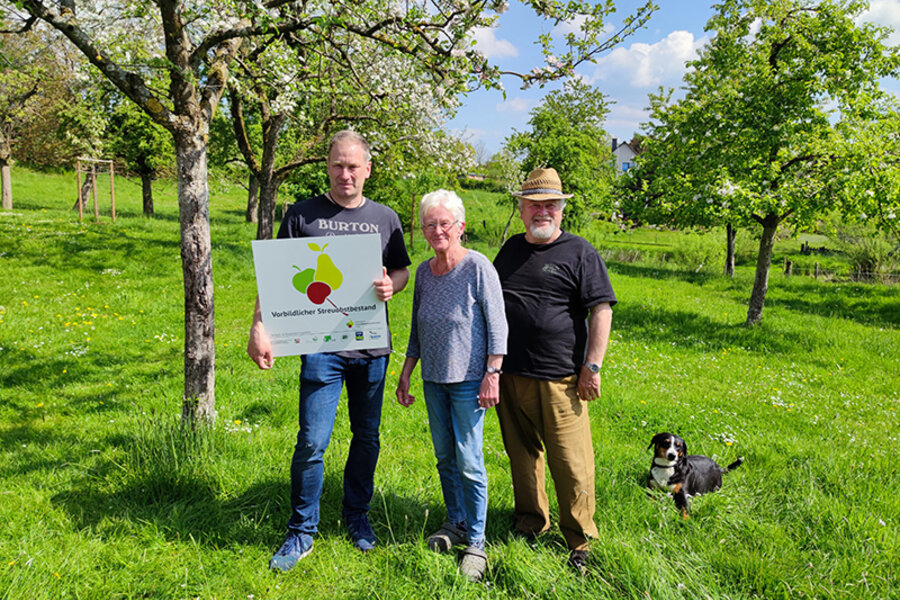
[287,352,388,535]
[422,380,488,547]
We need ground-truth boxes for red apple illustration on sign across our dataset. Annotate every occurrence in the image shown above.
[292,243,348,315]
[305,281,331,305]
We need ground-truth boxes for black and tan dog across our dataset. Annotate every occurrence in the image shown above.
[647,432,743,519]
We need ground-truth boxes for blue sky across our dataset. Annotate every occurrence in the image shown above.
[447,0,900,160]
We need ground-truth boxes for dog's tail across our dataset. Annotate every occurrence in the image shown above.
[722,457,744,474]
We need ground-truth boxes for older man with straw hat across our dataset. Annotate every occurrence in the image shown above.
[492,167,617,574]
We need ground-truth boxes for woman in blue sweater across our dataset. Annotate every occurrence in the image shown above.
[395,189,507,582]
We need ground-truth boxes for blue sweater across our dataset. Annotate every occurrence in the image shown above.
[406,250,507,383]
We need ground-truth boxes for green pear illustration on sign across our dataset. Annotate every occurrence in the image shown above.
[293,243,348,315]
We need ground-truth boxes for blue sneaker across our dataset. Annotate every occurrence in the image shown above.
[346,515,377,552]
[269,531,313,572]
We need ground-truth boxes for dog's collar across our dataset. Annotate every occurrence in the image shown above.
[652,459,676,468]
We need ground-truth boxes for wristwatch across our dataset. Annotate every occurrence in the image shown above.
[486,365,501,374]
[583,362,601,373]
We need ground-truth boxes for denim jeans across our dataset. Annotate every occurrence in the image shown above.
[287,352,388,535]
[422,380,488,547]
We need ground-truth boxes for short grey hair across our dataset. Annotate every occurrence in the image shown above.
[419,189,465,224]
[329,130,371,162]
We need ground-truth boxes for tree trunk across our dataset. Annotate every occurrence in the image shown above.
[140,170,155,216]
[256,175,280,240]
[500,201,518,245]
[246,173,259,223]
[745,214,779,326]
[1,159,11,210]
[724,223,736,277]
[174,132,216,424]
[254,113,286,240]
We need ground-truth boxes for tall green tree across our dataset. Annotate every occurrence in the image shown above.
[106,91,174,216]
[506,79,616,229]
[627,0,900,325]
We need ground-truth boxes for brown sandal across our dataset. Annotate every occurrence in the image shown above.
[427,523,466,552]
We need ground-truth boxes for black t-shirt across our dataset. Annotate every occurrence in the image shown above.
[278,194,411,357]
[493,231,617,380]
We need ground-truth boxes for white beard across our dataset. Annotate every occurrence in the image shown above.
[530,221,557,240]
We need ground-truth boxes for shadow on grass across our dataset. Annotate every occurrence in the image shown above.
[610,262,899,329]
[769,280,900,328]
[0,351,175,407]
[613,302,804,355]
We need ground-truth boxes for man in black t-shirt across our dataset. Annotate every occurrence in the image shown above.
[247,131,410,572]
[493,168,616,575]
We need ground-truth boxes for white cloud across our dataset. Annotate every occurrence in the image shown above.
[472,27,518,59]
[552,15,588,37]
[859,0,900,46]
[496,97,533,112]
[590,30,706,89]
[605,102,654,140]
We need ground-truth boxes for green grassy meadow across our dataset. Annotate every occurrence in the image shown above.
[1,167,898,599]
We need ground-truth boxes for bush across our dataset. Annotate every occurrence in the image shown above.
[834,225,900,282]
[459,176,507,193]
[670,230,725,271]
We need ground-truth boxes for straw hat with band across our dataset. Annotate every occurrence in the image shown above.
[512,167,573,201]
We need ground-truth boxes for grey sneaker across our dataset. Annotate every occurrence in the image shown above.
[459,546,488,582]
[269,532,313,572]
[347,514,377,552]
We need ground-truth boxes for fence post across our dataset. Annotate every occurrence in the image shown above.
[76,160,83,221]
[784,260,793,276]
[109,162,116,222]
[91,163,99,222]
[814,262,820,279]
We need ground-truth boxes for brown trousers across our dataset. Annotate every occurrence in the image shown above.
[496,373,598,551]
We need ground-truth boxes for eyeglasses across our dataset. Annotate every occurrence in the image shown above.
[422,220,459,233]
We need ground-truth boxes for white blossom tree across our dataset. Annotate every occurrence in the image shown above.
[0,28,44,209]
[3,0,655,424]
[228,25,471,240]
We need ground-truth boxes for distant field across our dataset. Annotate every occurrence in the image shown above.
[1,167,897,599]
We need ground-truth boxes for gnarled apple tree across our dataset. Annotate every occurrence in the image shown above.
[628,0,900,325]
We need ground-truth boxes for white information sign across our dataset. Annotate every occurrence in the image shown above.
[251,234,387,356]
